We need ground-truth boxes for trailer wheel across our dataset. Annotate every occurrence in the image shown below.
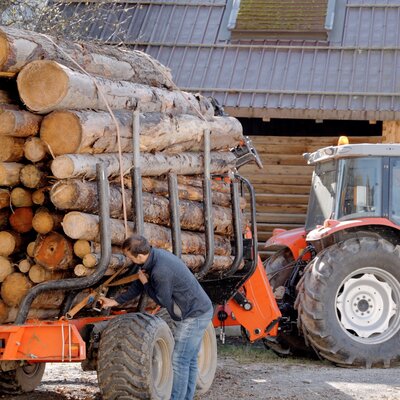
[157,309,217,394]
[196,321,217,394]
[0,363,45,394]
[297,237,400,367]
[97,313,174,400]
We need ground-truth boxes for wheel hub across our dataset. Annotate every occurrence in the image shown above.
[336,272,398,340]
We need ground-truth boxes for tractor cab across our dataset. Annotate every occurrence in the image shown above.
[305,143,400,232]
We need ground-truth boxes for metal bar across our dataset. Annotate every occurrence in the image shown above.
[196,129,214,279]
[235,175,258,272]
[131,109,144,235]
[15,164,111,325]
[168,173,182,258]
[225,180,243,277]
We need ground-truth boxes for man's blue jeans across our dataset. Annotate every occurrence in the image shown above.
[170,308,214,400]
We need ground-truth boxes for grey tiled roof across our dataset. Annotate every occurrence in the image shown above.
[49,0,400,120]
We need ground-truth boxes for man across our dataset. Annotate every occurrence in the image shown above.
[100,234,213,400]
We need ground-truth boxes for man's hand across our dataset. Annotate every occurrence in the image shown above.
[138,269,148,284]
[99,297,119,309]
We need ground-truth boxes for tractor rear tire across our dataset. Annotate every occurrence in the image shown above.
[0,363,45,394]
[97,313,174,400]
[297,237,400,367]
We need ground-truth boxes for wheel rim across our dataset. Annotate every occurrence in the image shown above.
[152,337,170,390]
[336,267,400,344]
[20,364,41,378]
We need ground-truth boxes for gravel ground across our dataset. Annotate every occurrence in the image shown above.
[1,341,399,400]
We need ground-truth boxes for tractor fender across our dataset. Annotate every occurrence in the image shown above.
[265,227,307,259]
[307,218,400,242]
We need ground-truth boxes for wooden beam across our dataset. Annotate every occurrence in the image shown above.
[382,121,400,143]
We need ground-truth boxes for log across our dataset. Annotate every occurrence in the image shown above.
[178,175,232,194]
[0,189,10,209]
[5,307,58,323]
[17,60,213,116]
[32,187,48,205]
[10,187,33,207]
[0,256,13,282]
[73,239,92,259]
[29,264,65,283]
[32,207,63,235]
[31,290,65,309]
[141,177,246,209]
[51,179,236,235]
[40,110,242,155]
[9,207,33,233]
[74,263,120,277]
[181,254,242,274]
[50,152,237,180]
[62,212,232,256]
[1,272,32,307]
[18,258,32,273]
[0,162,24,186]
[20,164,47,188]
[0,137,25,162]
[0,231,19,256]
[24,137,47,162]
[83,252,128,269]
[27,241,36,257]
[0,300,8,323]
[0,109,42,137]
[33,231,74,271]
[0,26,173,88]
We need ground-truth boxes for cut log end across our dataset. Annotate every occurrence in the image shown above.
[41,110,81,156]
[0,256,13,282]
[0,33,8,71]
[24,137,47,162]
[1,272,33,307]
[51,156,74,180]
[73,239,91,259]
[17,60,69,113]
[9,207,33,233]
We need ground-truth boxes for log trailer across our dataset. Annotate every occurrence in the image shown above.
[257,141,400,367]
[0,132,281,399]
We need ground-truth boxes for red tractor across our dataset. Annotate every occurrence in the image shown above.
[263,142,400,367]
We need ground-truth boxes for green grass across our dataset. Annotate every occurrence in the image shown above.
[217,341,323,366]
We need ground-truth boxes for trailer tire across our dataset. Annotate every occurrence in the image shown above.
[196,321,217,394]
[157,309,217,394]
[297,237,400,367]
[97,313,174,400]
[0,363,45,394]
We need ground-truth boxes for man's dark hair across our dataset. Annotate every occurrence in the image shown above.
[122,235,151,256]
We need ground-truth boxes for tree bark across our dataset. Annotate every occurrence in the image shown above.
[29,264,65,283]
[20,164,47,189]
[82,252,128,269]
[0,26,174,88]
[31,290,65,309]
[33,231,74,271]
[141,177,246,209]
[0,109,42,137]
[0,137,25,162]
[181,254,243,274]
[0,256,13,282]
[9,207,33,233]
[62,212,232,256]
[0,162,24,186]
[10,187,33,207]
[1,272,32,307]
[24,137,47,162]
[17,60,213,116]
[32,208,63,235]
[0,300,8,323]
[51,179,236,235]
[50,152,236,180]
[40,110,242,155]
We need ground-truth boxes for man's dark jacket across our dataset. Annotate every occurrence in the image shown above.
[115,248,213,321]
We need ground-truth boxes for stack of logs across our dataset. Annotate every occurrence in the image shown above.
[0,26,246,322]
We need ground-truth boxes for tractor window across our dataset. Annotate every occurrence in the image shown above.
[389,159,400,224]
[306,160,337,231]
[337,158,382,220]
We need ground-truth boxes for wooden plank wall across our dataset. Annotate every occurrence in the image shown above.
[239,135,382,260]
